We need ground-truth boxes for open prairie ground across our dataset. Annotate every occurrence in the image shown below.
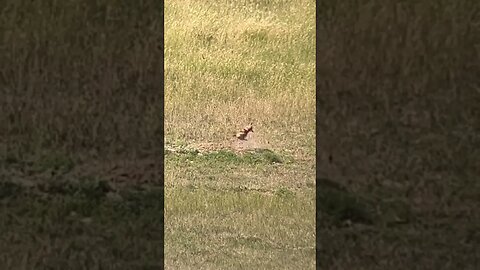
[165,0,316,269]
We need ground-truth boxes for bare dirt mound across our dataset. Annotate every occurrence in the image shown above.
[167,131,271,155]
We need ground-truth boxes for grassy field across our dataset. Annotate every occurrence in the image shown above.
[318,0,479,269]
[164,0,316,268]
[0,1,163,269]
[1,0,479,268]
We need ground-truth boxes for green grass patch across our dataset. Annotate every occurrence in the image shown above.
[166,148,289,167]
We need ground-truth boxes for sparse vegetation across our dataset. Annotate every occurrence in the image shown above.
[165,0,315,268]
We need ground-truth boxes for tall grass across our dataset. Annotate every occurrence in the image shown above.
[0,1,163,159]
[165,1,316,268]
[165,0,315,154]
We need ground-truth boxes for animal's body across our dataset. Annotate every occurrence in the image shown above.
[235,124,254,140]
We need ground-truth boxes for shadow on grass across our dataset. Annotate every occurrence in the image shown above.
[317,178,413,227]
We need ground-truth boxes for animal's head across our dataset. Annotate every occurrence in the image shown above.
[245,123,253,133]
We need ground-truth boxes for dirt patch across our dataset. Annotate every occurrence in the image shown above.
[168,131,271,154]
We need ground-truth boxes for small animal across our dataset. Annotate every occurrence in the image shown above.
[235,123,254,140]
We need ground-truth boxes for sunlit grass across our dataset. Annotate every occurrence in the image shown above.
[165,0,315,154]
[165,0,316,268]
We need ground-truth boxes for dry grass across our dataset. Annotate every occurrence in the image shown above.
[318,0,480,268]
[165,0,316,269]
[165,0,315,154]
